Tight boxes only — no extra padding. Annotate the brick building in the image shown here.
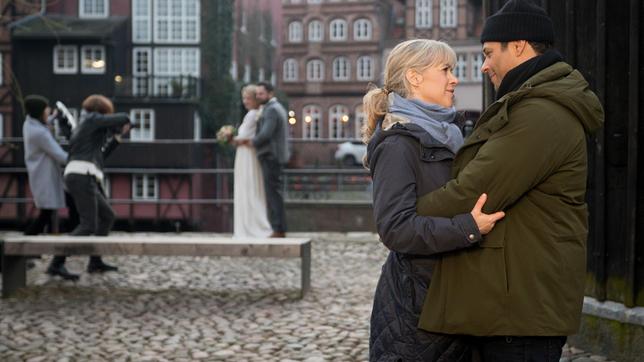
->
[278,0,484,167]
[279,0,395,167]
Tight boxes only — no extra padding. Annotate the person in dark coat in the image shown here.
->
[47,95,132,276]
[363,39,505,361]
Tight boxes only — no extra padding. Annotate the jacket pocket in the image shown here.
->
[479,220,506,248]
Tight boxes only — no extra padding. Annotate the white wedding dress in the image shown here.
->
[233,109,273,238]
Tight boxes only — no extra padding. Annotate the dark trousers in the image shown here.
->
[259,156,287,233]
[24,209,56,235]
[478,336,566,362]
[51,174,114,268]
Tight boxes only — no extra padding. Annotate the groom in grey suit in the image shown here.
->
[249,82,290,237]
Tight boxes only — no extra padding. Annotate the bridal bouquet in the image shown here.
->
[216,125,236,145]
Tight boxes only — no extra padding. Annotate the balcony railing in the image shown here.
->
[114,75,201,99]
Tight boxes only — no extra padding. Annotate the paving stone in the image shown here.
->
[0,232,616,361]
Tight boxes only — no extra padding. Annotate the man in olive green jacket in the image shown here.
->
[416,0,604,360]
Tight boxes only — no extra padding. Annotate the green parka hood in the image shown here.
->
[506,61,604,134]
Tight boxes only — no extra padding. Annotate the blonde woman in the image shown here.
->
[232,85,273,238]
[365,39,505,361]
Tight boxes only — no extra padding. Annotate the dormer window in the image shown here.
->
[79,0,109,18]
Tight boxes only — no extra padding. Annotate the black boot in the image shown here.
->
[87,256,118,273]
[46,261,80,281]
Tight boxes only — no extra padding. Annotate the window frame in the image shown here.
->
[440,0,457,28]
[302,105,322,140]
[472,53,484,81]
[353,18,372,41]
[80,45,106,75]
[328,104,350,140]
[132,174,159,201]
[132,0,152,43]
[153,0,201,44]
[308,20,324,42]
[306,59,324,82]
[329,19,348,42]
[332,57,350,81]
[79,0,109,19]
[356,56,374,81]
[354,105,365,141]
[53,45,78,75]
[415,0,433,28]
[288,21,303,43]
[129,108,155,141]
[283,58,298,82]
[455,53,468,82]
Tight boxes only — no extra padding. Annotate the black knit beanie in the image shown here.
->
[480,0,554,44]
[24,95,50,119]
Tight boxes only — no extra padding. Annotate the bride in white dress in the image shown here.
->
[233,85,273,238]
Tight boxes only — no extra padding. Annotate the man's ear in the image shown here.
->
[512,40,529,57]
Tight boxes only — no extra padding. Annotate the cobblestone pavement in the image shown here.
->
[0,232,616,361]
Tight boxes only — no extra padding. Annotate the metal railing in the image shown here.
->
[0,167,372,206]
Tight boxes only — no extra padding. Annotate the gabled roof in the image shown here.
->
[12,15,127,40]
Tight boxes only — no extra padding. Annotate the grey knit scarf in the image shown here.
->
[388,92,463,154]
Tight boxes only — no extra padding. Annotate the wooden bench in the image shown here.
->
[0,235,311,299]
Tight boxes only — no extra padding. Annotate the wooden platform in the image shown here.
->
[0,235,311,298]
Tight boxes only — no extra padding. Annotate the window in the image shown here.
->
[0,54,3,85]
[356,56,374,81]
[243,63,251,83]
[302,105,321,139]
[194,111,201,140]
[329,105,349,139]
[132,0,152,43]
[258,68,265,82]
[353,19,372,41]
[80,46,106,74]
[0,114,3,141]
[283,58,298,82]
[130,109,155,140]
[355,105,365,140]
[132,174,158,200]
[79,0,108,18]
[455,53,467,82]
[153,47,200,95]
[307,0,321,3]
[308,20,323,42]
[154,0,200,43]
[53,45,78,74]
[472,53,484,81]
[288,21,303,42]
[329,19,347,41]
[416,0,432,28]
[332,57,350,81]
[440,0,457,28]
[133,48,151,96]
[306,59,324,81]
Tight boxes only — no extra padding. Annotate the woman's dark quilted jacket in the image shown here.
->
[367,119,479,362]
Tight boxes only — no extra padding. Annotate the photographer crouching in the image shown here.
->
[48,94,133,276]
